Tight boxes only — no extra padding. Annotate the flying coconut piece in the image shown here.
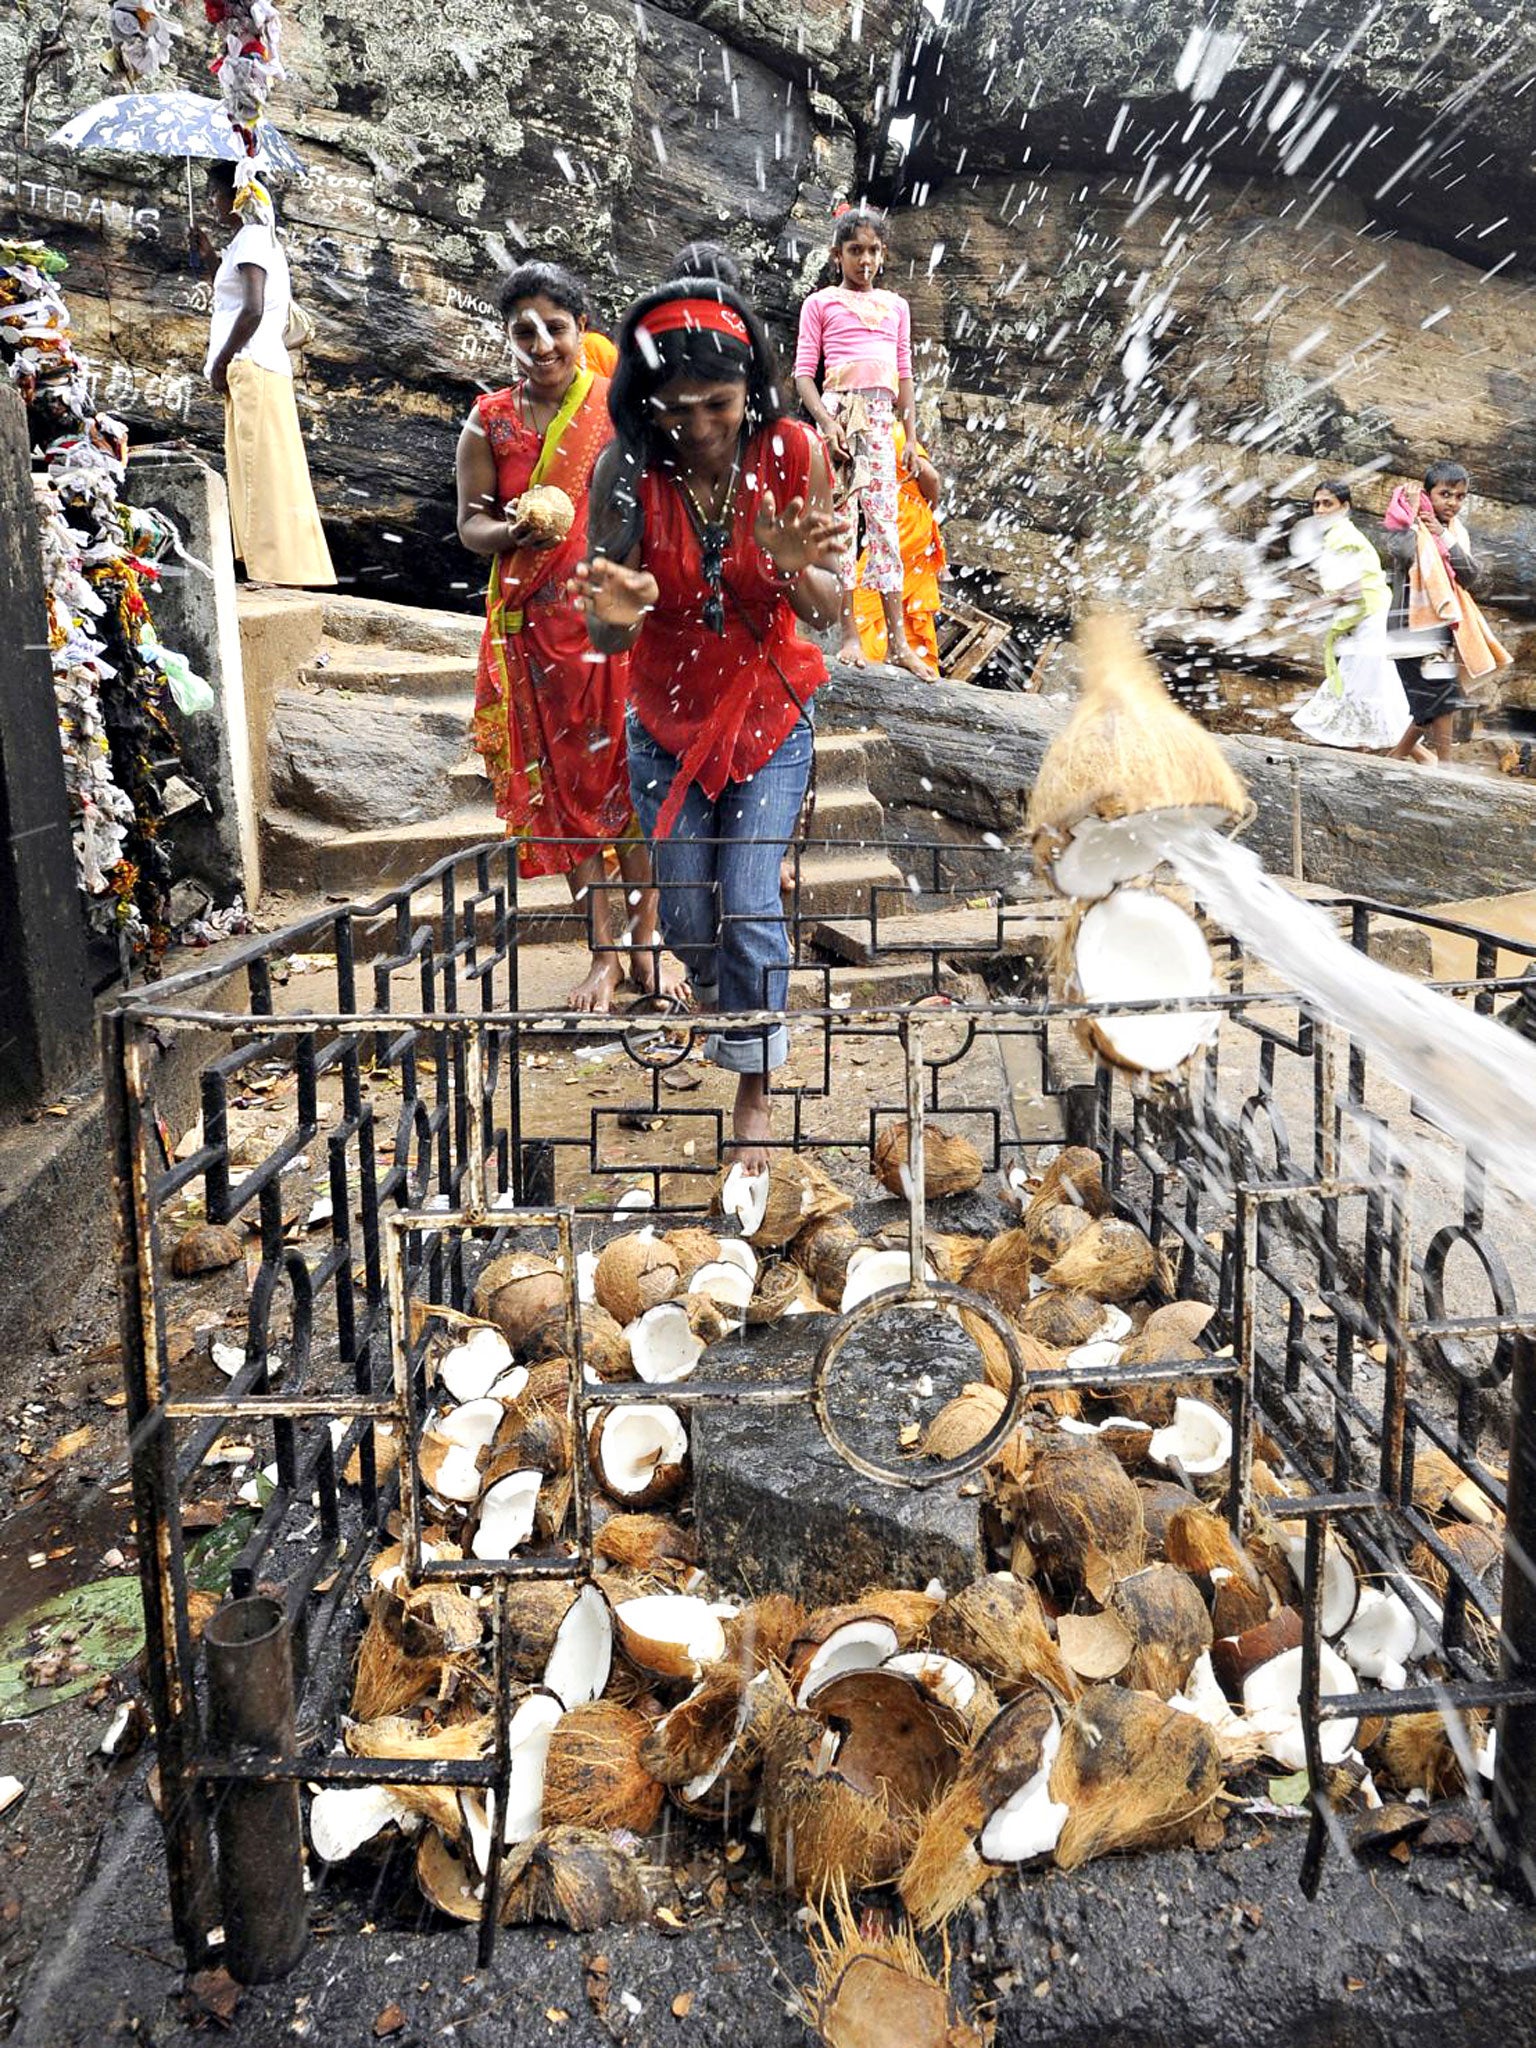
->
[625,1300,705,1384]
[1148,1396,1232,1478]
[543,1580,614,1708]
[1241,1642,1359,1771]
[1065,886,1221,1075]
[471,1469,543,1559]
[615,1592,726,1680]
[310,1782,420,1863]
[1027,610,1248,900]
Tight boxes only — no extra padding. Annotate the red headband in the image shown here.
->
[637,298,750,347]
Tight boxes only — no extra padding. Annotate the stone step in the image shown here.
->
[301,643,477,698]
[319,592,483,659]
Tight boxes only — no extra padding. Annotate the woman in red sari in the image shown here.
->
[456,262,683,1010]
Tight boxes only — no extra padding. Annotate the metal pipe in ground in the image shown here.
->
[203,1596,308,1982]
[1497,1333,1536,1895]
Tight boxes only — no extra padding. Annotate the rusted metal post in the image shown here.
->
[1495,1333,1536,1895]
[204,1596,308,1982]
[903,1018,929,1293]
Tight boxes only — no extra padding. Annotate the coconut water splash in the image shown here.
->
[1156,816,1536,1215]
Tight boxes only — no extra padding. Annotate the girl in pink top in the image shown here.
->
[794,205,932,676]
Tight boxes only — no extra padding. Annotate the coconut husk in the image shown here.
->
[924,1574,1077,1704]
[641,1663,751,1788]
[351,1599,474,1722]
[471,1251,568,1352]
[541,1701,664,1834]
[1026,1202,1095,1268]
[1024,1148,1109,1226]
[1164,1505,1270,1634]
[498,1826,648,1929]
[593,1233,682,1325]
[170,1221,243,1277]
[526,1303,630,1382]
[803,1669,967,1810]
[847,1589,943,1645]
[662,1226,723,1281]
[789,1215,863,1307]
[720,1593,806,1673]
[1049,1682,1222,1869]
[899,1688,1061,1928]
[1371,1711,1480,1801]
[399,1584,485,1660]
[676,1292,734,1346]
[1409,1524,1502,1661]
[1021,1289,1108,1350]
[496,1582,586,1684]
[956,1306,1051,1404]
[745,1259,819,1324]
[964,1228,1036,1312]
[342,1422,402,1490]
[1109,1564,1214,1698]
[1026,611,1248,856]
[921,1384,1031,1481]
[810,1878,987,2048]
[873,1120,985,1200]
[1119,1299,1215,1368]
[1136,1479,1199,1557]
[415,1827,483,1922]
[1044,1218,1162,1305]
[760,1708,908,1895]
[1023,1438,1145,1603]
[1090,1419,1154,1473]
[886,1230,989,1283]
[345,1711,491,1838]
[591,1512,698,1576]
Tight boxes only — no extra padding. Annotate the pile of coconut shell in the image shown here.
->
[307,1139,1503,1953]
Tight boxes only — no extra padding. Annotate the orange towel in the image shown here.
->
[1405,523,1511,679]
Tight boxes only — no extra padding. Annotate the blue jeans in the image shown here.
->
[628,711,813,1074]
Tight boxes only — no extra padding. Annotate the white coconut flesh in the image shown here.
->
[439,1327,515,1403]
[1097,1305,1134,1342]
[420,1436,484,1506]
[576,1249,601,1306]
[626,1302,705,1384]
[1064,1338,1125,1376]
[978,1720,1068,1864]
[594,1403,689,1496]
[1072,889,1219,1073]
[310,1783,419,1863]
[544,1583,614,1709]
[796,1619,900,1707]
[615,1186,654,1211]
[713,1238,759,1282]
[720,1163,770,1238]
[616,1593,727,1676]
[485,1691,564,1853]
[676,1683,754,1805]
[487,1366,530,1402]
[1241,1643,1358,1771]
[839,1247,933,1312]
[688,1261,755,1312]
[883,1651,978,1715]
[1148,1397,1232,1478]
[1170,1651,1247,1738]
[1278,1529,1359,1637]
[437,1399,506,1455]
[1340,1587,1418,1691]
[471,1469,542,1560]
[1051,811,1187,901]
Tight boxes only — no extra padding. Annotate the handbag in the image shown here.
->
[283,299,317,353]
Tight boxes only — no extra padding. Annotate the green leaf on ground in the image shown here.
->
[0,1512,255,1720]
[1267,1769,1312,1806]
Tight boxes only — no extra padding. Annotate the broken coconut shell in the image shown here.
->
[924,1573,1076,1704]
[1021,1288,1109,1350]
[1024,1147,1110,1226]
[1044,1217,1161,1305]
[920,1383,1031,1479]
[593,1232,682,1326]
[1164,1504,1271,1636]
[498,1826,647,1930]
[525,1303,630,1381]
[789,1215,863,1308]
[169,1221,243,1277]
[1371,1710,1480,1801]
[587,1402,689,1508]
[541,1700,664,1834]
[1049,1682,1222,1869]
[810,1883,987,2048]
[415,1826,482,1922]
[1027,1202,1095,1267]
[661,1225,723,1281]
[1209,1607,1303,1697]
[718,1154,853,1250]
[873,1119,985,1200]
[964,1227,1037,1312]
[471,1251,568,1352]
[900,1688,1066,1926]
[1109,1563,1214,1699]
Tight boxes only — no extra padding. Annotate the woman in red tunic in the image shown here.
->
[456,262,683,1010]
[574,278,845,1168]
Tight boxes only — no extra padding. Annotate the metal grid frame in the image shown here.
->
[104,834,1536,1965]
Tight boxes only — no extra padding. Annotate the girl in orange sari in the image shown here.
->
[456,262,683,1009]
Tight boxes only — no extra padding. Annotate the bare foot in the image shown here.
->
[1412,741,1436,765]
[889,639,937,679]
[567,951,623,1013]
[779,857,796,895]
[724,1075,772,1177]
[838,635,869,668]
[629,941,691,1006]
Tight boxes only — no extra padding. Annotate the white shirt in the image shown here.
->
[205,223,293,380]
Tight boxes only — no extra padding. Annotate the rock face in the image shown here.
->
[2,0,1534,679]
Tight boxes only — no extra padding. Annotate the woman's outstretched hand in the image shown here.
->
[569,558,659,629]
[755,491,846,578]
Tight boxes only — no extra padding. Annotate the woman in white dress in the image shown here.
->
[1290,481,1411,752]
